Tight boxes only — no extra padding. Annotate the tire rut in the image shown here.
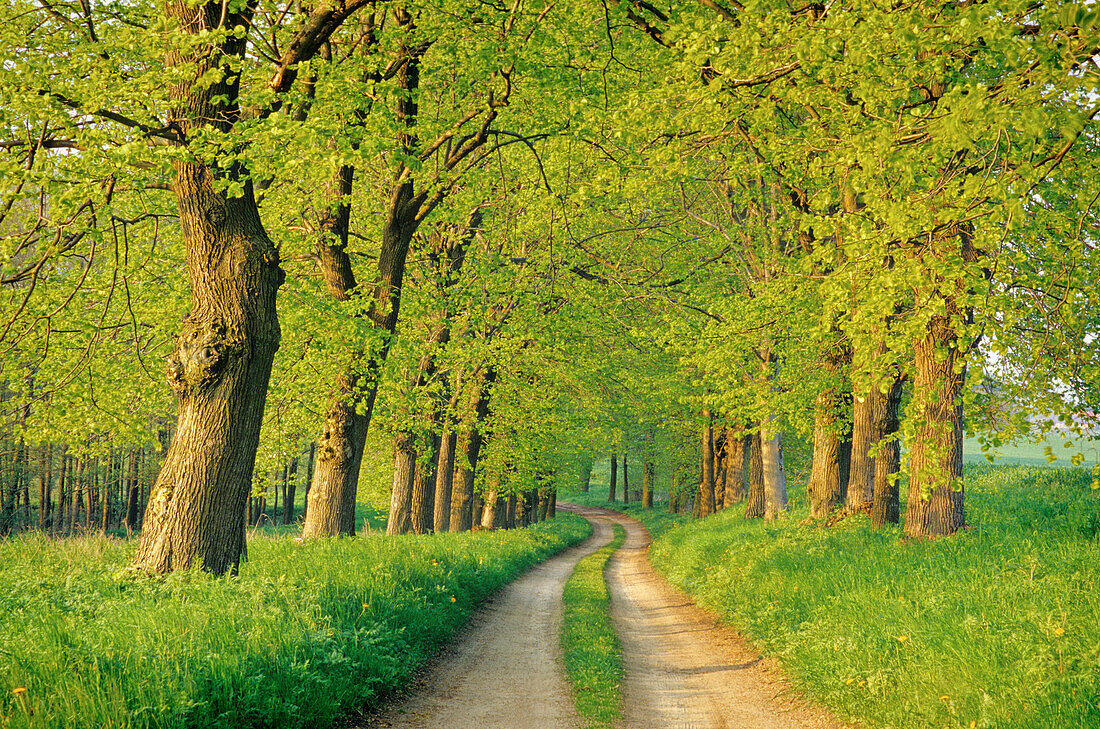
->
[359,517,613,729]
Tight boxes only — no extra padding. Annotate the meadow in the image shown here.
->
[565,463,1100,729]
[0,514,589,729]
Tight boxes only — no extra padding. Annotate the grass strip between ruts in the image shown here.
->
[561,521,627,729]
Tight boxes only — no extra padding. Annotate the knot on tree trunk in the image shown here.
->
[166,317,243,396]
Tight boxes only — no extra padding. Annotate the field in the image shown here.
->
[0,515,589,729]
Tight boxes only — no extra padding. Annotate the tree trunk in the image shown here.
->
[698,414,716,517]
[872,374,905,527]
[125,448,140,532]
[762,421,787,521]
[622,454,631,504]
[451,368,496,532]
[388,431,417,535]
[847,388,879,509]
[808,390,845,519]
[608,453,617,502]
[411,433,439,534]
[668,470,680,514]
[301,441,316,521]
[744,431,766,519]
[723,431,746,506]
[579,455,593,492]
[38,444,51,530]
[905,312,966,536]
[433,431,457,532]
[283,456,298,525]
[480,480,499,529]
[132,1,283,575]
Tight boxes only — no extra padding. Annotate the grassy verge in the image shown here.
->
[0,515,590,729]
[597,465,1099,729]
[561,522,627,729]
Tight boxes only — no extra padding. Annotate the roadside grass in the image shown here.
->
[561,522,627,729]
[614,464,1100,729]
[0,515,590,729]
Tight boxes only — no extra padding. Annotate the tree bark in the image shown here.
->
[846,388,879,509]
[723,430,746,506]
[872,374,905,527]
[433,431,457,532]
[450,367,496,532]
[744,430,766,519]
[621,453,630,503]
[387,431,417,535]
[905,312,966,536]
[283,457,298,525]
[132,0,284,575]
[410,433,439,534]
[761,420,787,521]
[608,453,617,502]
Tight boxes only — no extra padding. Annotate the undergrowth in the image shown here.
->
[561,522,626,729]
[616,465,1100,729]
[0,515,589,729]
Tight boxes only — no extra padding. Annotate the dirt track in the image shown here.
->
[361,505,850,729]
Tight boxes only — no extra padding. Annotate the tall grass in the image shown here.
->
[0,516,590,729]
[631,465,1100,729]
[561,523,626,729]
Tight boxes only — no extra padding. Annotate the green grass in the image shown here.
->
[0,515,590,729]
[561,523,627,729]
[615,464,1100,729]
[964,432,1100,467]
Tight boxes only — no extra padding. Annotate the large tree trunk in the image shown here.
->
[698,413,716,517]
[872,374,905,527]
[132,0,291,574]
[723,430,746,506]
[387,431,417,535]
[744,430,766,519]
[133,167,281,573]
[433,430,457,532]
[761,419,787,521]
[905,311,966,536]
[846,388,879,509]
[808,338,851,518]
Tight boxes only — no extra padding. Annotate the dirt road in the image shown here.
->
[593,504,849,729]
[360,516,613,729]
[362,505,849,729]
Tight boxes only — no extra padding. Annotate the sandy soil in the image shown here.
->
[360,505,852,729]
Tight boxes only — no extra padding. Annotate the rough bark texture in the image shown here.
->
[723,432,747,506]
[388,431,417,536]
[846,389,878,509]
[132,0,283,574]
[761,422,787,521]
[744,431,766,519]
[433,431,457,532]
[872,374,904,527]
[411,434,439,534]
[906,312,966,536]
